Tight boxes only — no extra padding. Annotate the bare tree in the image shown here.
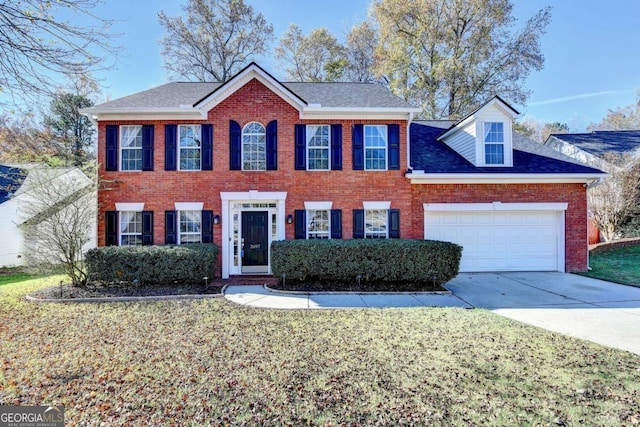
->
[0,0,117,106]
[588,91,640,131]
[158,0,274,82]
[344,22,379,83]
[0,113,58,164]
[588,154,640,241]
[276,24,347,82]
[16,166,97,287]
[372,0,551,119]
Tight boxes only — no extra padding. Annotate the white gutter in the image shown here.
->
[406,172,608,184]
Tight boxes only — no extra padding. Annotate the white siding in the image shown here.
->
[442,121,476,164]
[0,199,26,267]
[474,104,513,166]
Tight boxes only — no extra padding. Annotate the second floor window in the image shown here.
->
[364,125,387,170]
[242,122,266,171]
[120,125,143,171]
[307,125,330,170]
[179,125,202,170]
[484,122,505,165]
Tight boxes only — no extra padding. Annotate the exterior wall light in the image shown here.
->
[213,215,220,225]
[287,214,293,224]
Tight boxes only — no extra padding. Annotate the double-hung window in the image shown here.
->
[120,125,143,171]
[365,209,388,239]
[364,125,387,170]
[179,124,202,170]
[307,209,330,239]
[179,210,202,244]
[120,211,143,245]
[242,122,266,171]
[307,125,330,170]
[484,122,505,165]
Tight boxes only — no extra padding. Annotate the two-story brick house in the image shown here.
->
[82,63,605,278]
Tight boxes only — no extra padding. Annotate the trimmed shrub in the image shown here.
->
[271,239,461,289]
[85,244,219,286]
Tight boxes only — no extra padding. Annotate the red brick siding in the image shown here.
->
[97,79,411,262]
[410,183,589,272]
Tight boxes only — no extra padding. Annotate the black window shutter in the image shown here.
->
[388,209,400,238]
[105,125,118,171]
[352,124,364,170]
[353,209,365,239]
[164,124,177,171]
[142,125,154,171]
[165,211,177,244]
[330,209,342,239]
[294,209,306,239]
[202,210,213,243]
[229,120,242,170]
[294,124,306,170]
[266,120,278,170]
[388,124,400,170]
[331,124,342,170]
[202,124,213,171]
[105,211,118,246]
[141,211,153,245]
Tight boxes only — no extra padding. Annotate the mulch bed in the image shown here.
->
[29,283,223,300]
[270,280,448,293]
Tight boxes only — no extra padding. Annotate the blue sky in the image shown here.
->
[82,1,640,130]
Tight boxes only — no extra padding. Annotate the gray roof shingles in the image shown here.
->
[549,130,640,158]
[91,81,414,110]
[410,123,604,174]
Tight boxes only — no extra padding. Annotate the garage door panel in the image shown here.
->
[425,210,560,272]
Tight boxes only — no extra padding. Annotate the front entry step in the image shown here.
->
[219,275,280,287]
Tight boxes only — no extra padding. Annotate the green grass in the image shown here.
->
[1,276,639,426]
[0,268,43,286]
[581,242,640,287]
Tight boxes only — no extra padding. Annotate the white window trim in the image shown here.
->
[174,202,204,211]
[178,124,202,171]
[363,201,391,210]
[304,201,333,210]
[306,124,330,171]
[242,121,267,171]
[364,124,388,171]
[119,125,143,171]
[116,202,144,212]
[178,210,202,245]
[364,209,389,239]
[306,209,331,240]
[119,210,143,246]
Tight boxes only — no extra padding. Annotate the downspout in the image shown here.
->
[406,112,415,171]
[584,177,604,271]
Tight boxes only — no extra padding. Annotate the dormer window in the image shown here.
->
[484,122,504,165]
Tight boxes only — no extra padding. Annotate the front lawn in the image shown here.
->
[1,277,639,425]
[582,241,640,287]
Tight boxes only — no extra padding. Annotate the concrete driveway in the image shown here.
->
[448,272,640,355]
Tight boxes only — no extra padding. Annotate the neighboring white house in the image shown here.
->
[0,164,97,267]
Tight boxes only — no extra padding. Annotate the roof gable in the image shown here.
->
[546,130,640,159]
[194,62,308,112]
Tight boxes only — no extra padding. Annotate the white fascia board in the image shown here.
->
[197,68,307,112]
[423,202,568,212]
[82,108,208,121]
[406,172,608,184]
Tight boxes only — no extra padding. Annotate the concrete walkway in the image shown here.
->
[224,272,640,355]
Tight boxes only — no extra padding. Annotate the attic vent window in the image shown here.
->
[484,122,505,165]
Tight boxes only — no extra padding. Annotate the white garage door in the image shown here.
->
[424,208,563,272]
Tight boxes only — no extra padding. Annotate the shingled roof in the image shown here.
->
[89,81,413,111]
[546,130,640,158]
[0,165,27,204]
[410,122,604,175]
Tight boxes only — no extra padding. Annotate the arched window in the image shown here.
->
[242,122,266,170]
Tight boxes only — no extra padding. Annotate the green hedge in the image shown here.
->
[271,239,461,288]
[85,244,219,286]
